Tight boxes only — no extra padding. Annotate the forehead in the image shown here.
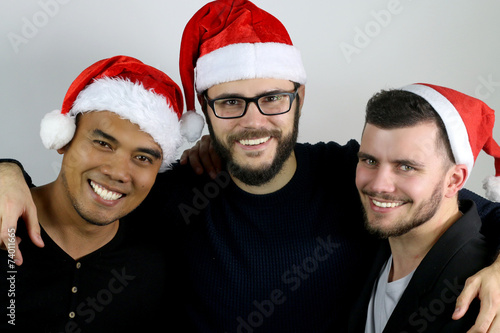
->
[76,111,160,147]
[360,123,441,162]
[207,78,295,96]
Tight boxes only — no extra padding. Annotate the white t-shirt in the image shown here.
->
[364,255,415,333]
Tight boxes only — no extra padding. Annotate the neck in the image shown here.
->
[388,200,462,282]
[31,182,119,260]
[232,151,297,195]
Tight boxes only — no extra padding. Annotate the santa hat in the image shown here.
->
[402,83,500,201]
[40,55,201,172]
[179,0,307,113]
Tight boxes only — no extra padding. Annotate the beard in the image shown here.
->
[361,180,444,239]
[206,105,299,187]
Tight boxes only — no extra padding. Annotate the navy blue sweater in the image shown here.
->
[137,141,384,332]
[137,141,500,332]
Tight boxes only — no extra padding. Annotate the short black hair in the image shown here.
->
[365,89,455,164]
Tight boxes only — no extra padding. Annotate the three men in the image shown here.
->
[2,1,500,331]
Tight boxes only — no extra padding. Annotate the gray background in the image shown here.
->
[1,0,499,196]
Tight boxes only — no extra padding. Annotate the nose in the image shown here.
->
[100,153,132,183]
[240,101,267,128]
[368,167,396,194]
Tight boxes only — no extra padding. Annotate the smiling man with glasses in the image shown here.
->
[202,80,303,189]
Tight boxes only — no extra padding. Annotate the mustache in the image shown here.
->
[228,128,282,142]
[361,190,412,203]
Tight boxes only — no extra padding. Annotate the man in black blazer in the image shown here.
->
[349,83,499,332]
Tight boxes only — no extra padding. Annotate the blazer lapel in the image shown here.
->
[348,242,391,332]
[383,201,481,332]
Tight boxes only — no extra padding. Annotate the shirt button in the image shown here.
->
[69,312,75,319]
[76,262,82,269]
[71,286,78,293]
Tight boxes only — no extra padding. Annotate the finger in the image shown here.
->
[0,223,7,250]
[23,202,43,248]
[2,228,22,266]
[179,149,189,165]
[14,236,23,266]
[454,276,481,320]
[189,142,205,175]
[208,141,223,176]
[486,313,500,333]
[198,141,217,178]
[198,136,217,178]
[465,290,498,332]
[466,309,495,333]
[180,145,196,166]
[0,215,16,253]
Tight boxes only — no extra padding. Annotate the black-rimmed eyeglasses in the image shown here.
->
[204,89,298,119]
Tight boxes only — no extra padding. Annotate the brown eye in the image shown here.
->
[135,155,153,164]
[94,140,112,149]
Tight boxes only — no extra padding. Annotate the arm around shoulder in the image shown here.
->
[0,159,43,265]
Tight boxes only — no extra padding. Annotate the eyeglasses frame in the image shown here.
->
[203,88,299,119]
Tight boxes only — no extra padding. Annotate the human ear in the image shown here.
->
[56,143,70,155]
[444,164,468,198]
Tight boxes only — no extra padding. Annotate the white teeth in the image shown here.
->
[239,137,271,146]
[372,199,404,208]
[90,181,123,201]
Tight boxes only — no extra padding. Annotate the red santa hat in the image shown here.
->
[402,83,500,201]
[179,0,307,113]
[40,55,201,172]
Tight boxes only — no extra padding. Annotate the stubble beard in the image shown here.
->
[61,170,122,227]
[361,180,444,239]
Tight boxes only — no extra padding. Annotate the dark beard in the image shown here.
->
[206,106,299,187]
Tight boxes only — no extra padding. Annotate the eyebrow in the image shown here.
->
[137,148,162,161]
[92,129,118,144]
[92,129,162,160]
[209,89,292,100]
[357,151,375,160]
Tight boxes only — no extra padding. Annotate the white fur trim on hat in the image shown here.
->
[40,109,76,150]
[401,84,475,184]
[180,110,204,142]
[41,77,183,172]
[73,77,182,172]
[483,176,500,202]
[195,42,307,93]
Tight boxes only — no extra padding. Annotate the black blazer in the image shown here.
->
[348,201,492,333]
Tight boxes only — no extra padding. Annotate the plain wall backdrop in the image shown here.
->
[1,0,499,196]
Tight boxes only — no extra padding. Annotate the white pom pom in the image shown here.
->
[482,175,500,202]
[180,110,205,142]
[40,110,76,149]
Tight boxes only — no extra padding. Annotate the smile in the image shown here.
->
[371,199,405,208]
[90,180,123,201]
[238,137,271,146]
